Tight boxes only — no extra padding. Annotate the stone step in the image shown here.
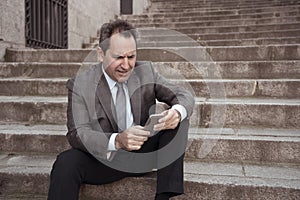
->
[5,44,300,62]
[150,2,300,13]
[150,1,297,10]
[137,22,300,35]
[149,0,298,7]
[86,36,300,48]
[0,96,299,128]
[154,61,300,79]
[195,98,300,129]
[94,29,300,43]
[1,77,299,99]
[179,79,300,99]
[0,124,69,154]
[133,16,300,29]
[151,0,294,3]
[138,36,300,47]
[136,45,300,62]
[0,154,299,199]
[0,78,67,96]
[0,96,67,125]
[1,61,299,79]
[125,10,299,24]
[0,124,299,164]
[123,4,300,20]
[0,62,82,78]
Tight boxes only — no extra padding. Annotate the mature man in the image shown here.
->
[48,20,194,200]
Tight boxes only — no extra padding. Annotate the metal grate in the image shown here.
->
[25,0,68,49]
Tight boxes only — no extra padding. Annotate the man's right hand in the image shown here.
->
[115,126,150,151]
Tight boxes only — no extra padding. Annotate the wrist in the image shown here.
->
[174,109,181,121]
[115,134,121,149]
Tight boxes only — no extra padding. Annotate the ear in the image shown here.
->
[97,47,104,62]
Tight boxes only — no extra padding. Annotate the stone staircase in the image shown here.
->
[1,0,300,199]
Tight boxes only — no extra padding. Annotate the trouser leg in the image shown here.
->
[136,119,189,196]
[156,119,189,196]
[47,148,129,200]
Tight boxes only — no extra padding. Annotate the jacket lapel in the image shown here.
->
[95,66,118,131]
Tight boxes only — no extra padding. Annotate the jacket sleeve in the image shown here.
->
[150,62,195,118]
[66,78,111,161]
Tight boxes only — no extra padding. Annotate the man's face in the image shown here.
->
[101,33,137,83]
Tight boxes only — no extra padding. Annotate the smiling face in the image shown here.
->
[99,33,137,83]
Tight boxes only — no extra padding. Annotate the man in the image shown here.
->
[48,20,194,200]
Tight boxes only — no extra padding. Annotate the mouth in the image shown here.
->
[117,69,130,76]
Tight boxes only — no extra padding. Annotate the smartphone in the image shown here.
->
[143,113,165,136]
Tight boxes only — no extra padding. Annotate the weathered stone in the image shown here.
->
[1,61,299,79]
[0,96,67,124]
[186,128,300,164]
[0,155,299,200]
[1,125,299,164]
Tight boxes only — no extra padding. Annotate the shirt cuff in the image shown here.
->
[107,133,118,160]
[108,133,118,151]
[171,104,187,121]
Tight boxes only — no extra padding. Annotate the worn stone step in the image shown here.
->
[86,36,300,48]
[0,124,69,154]
[153,61,300,79]
[5,44,300,62]
[149,0,298,8]
[0,62,82,78]
[1,61,299,79]
[187,127,300,164]
[133,16,300,29]
[150,1,297,10]
[197,36,300,46]
[151,0,294,3]
[150,2,300,13]
[135,29,300,42]
[178,79,300,99]
[125,10,300,24]
[4,49,93,63]
[137,36,300,47]
[0,124,299,164]
[0,154,299,199]
[1,78,299,99]
[123,4,300,20]
[0,96,67,125]
[0,96,299,128]
[137,22,300,35]
[149,3,300,15]
[195,98,300,129]
[137,45,300,62]
[0,78,67,96]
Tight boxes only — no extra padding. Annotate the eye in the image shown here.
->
[113,55,124,59]
[128,55,136,59]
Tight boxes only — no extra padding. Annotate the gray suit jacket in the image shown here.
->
[66,61,195,160]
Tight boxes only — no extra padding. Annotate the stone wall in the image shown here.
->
[68,0,120,49]
[133,0,151,14]
[0,0,25,61]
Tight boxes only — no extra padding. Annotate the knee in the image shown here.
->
[51,149,85,179]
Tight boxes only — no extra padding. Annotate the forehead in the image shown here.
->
[109,34,136,55]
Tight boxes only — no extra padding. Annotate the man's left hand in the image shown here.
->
[153,109,181,131]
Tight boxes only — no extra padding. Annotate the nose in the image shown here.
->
[122,57,130,69]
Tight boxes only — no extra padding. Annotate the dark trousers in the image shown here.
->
[48,120,189,200]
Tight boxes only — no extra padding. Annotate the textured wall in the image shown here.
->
[68,0,120,49]
[0,0,25,61]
